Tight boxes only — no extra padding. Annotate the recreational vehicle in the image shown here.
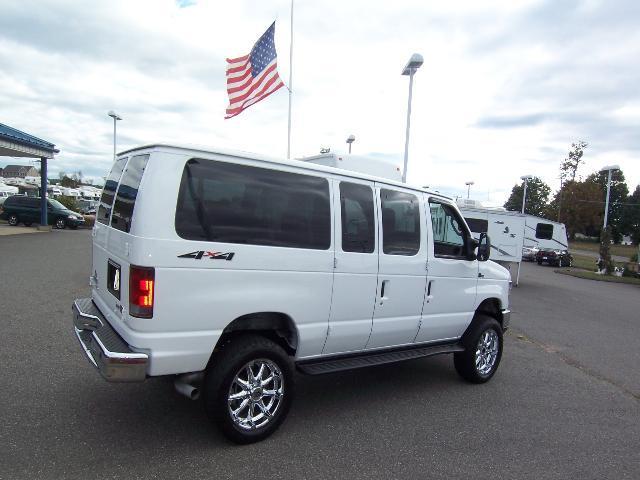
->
[523,215,569,251]
[457,199,525,285]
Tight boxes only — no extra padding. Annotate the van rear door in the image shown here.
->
[92,154,149,327]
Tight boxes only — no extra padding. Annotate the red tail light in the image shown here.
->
[129,265,154,318]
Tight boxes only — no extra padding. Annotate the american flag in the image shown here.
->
[225,22,285,119]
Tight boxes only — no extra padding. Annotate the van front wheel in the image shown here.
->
[55,218,66,229]
[454,315,503,383]
[203,334,294,444]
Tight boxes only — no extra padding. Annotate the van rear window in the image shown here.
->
[175,158,331,250]
[111,154,149,233]
[97,156,128,225]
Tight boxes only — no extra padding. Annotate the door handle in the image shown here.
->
[426,280,434,303]
[380,280,389,305]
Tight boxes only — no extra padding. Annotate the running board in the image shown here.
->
[296,342,464,375]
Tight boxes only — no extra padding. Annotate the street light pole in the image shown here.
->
[107,110,123,162]
[401,53,423,183]
[600,164,620,229]
[520,175,533,214]
[465,181,474,199]
[346,134,355,154]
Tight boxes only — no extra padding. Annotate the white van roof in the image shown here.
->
[118,143,452,201]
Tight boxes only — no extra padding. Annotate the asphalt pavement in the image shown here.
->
[1,230,638,480]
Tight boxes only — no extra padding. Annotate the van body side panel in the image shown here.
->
[92,151,334,375]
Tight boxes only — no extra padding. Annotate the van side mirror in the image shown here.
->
[477,233,491,262]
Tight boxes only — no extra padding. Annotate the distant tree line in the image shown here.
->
[504,141,640,244]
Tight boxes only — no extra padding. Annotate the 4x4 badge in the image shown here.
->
[178,250,235,261]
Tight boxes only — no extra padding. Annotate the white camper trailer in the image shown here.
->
[457,199,525,285]
[298,153,403,182]
[523,215,569,251]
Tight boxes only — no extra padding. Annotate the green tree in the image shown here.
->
[504,177,551,217]
[560,141,588,182]
[549,180,603,239]
[586,169,629,242]
[60,175,79,188]
[622,185,640,244]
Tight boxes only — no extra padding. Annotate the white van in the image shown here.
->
[72,144,511,443]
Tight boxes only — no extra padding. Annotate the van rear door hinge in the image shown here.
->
[425,261,429,272]
[333,258,338,269]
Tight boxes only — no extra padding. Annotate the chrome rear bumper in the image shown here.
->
[72,298,148,382]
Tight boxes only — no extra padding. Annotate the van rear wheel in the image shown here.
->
[8,214,19,226]
[454,315,503,383]
[203,334,294,444]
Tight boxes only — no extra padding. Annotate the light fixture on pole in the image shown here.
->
[600,164,620,229]
[346,134,356,154]
[401,53,423,183]
[107,110,123,163]
[465,181,474,199]
[520,175,534,214]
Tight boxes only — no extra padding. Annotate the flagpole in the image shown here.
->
[286,0,294,160]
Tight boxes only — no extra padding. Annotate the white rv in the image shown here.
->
[298,153,403,182]
[457,200,525,285]
[523,215,569,251]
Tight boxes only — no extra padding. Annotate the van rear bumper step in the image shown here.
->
[72,298,148,382]
[297,342,464,375]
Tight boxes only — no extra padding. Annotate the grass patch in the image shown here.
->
[555,269,640,286]
[570,253,626,271]
[569,240,636,259]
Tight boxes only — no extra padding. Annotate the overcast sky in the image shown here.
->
[1,0,639,204]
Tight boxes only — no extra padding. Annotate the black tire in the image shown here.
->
[454,315,503,384]
[537,260,542,265]
[8,214,19,226]
[55,218,66,229]
[203,334,294,444]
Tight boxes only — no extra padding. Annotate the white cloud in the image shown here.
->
[0,0,638,202]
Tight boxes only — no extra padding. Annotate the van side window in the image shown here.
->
[111,154,150,233]
[465,217,488,234]
[535,223,553,240]
[175,158,331,250]
[429,200,468,258]
[97,156,128,225]
[340,182,374,253]
[380,189,420,256]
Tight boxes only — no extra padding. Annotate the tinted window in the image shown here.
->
[97,156,128,225]
[111,154,150,233]
[536,223,553,240]
[430,201,467,258]
[465,217,488,234]
[26,197,40,208]
[175,159,331,250]
[340,182,375,253]
[380,189,420,255]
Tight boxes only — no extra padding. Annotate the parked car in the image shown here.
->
[0,196,85,229]
[72,145,511,444]
[536,248,573,267]
[522,246,539,262]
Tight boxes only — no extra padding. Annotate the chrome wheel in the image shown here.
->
[55,218,65,229]
[227,359,284,431]
[475,330,499,376]
[8,215,18,226]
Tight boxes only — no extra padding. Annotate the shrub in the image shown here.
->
[57,195,80,212]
